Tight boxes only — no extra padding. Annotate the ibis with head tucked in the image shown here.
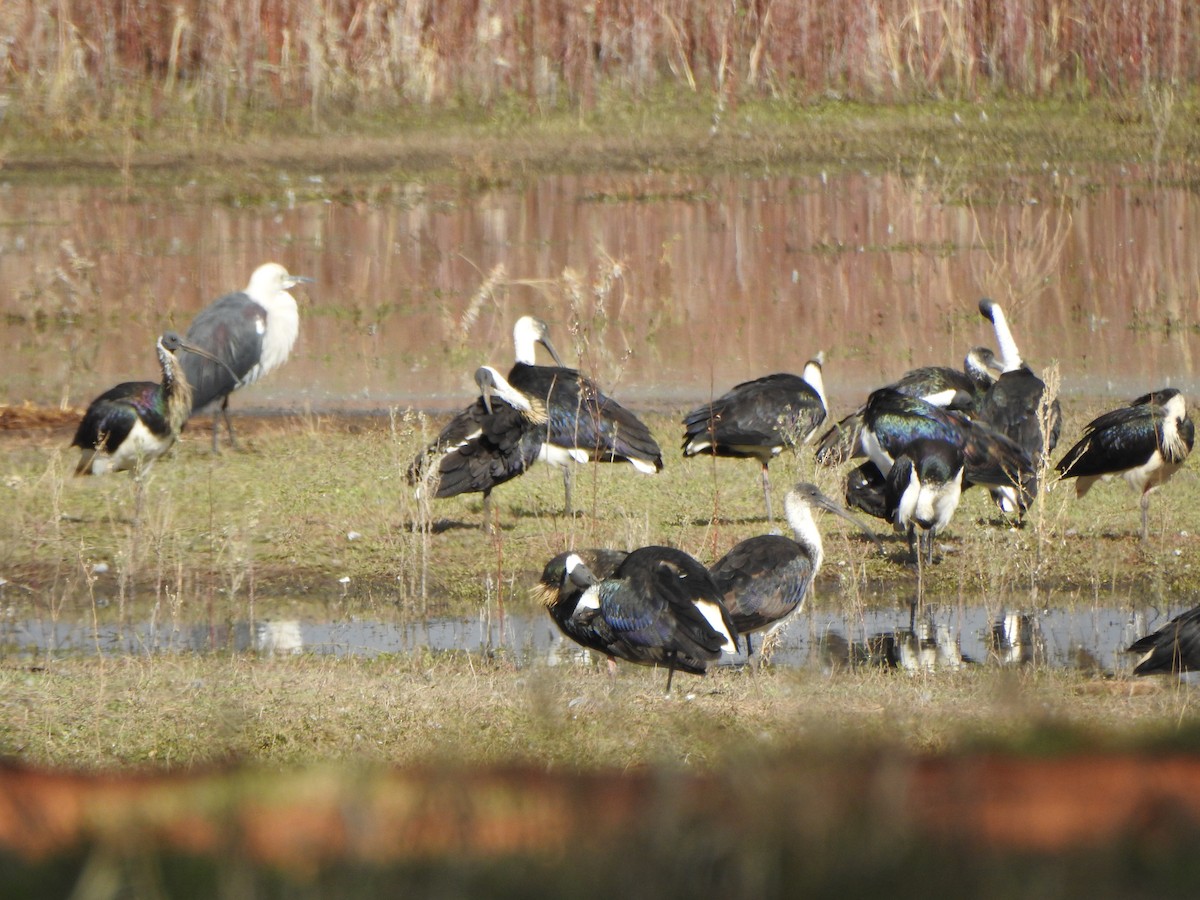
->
[1055,388,1194,540]
[408,365,545,530]
[1128,605,1200,675]
[542,545,737,693]
[535,547,630,670]
[682,355,827,523]
[506,316,663,514]
[180,262,314,451]
[710,482,881,661]
[73,331,227,476]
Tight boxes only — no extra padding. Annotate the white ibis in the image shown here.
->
[976,298,1062,514]
[72,331,227,476]
[682,355,827,523]
[1055,389,1194,540]
[180,262,313,451]
[507,315,663,514]
[709,482,880,661]
[1128,606,1200,675]
[815,346,1001,467]
[408,365,546,531]
[543,545,737,693]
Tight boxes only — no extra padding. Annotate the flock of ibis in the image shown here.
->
[69,263,1199,691]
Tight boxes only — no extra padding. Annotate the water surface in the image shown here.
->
[3,166,1199,415]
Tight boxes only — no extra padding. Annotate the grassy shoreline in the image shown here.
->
[2,404,1197,619]
[2,97,1196,191]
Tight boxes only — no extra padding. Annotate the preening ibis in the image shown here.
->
[73,331,227,476]
[534,547,629,670]
[408,365,545,530]
[542,545,737,693]
[710,482,880,661]
[976,298,1062,514]
[507,315,663,514]
[854,388,1033,562]
[682,355,827,523]
[1128,605,1200,675]
[1055,389,1194,540]
[814,346,1001,467]
[180,262,313,452]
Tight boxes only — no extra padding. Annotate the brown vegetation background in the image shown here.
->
[3,1,1198,128]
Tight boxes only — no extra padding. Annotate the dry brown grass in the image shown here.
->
[4,1,1200,139]
[2,649,1197,773]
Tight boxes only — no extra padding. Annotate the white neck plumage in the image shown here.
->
[803,353,827,413]
[987,304,1024,373]
[784,493,824,574]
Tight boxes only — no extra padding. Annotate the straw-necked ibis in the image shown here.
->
[507,316,663,514]
[1055,388,1193,540]
[542,545,737,693]
[710,482,880,661]
[409,365,545,530]
[73,331,226,476]
[682,355,827,523]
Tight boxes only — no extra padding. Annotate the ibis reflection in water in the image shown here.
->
[682,355,827,524]
[72,331,228,477]
[1055,389,1194,541]
[710,482,880,662]
[507,316,663,514]
[180,262,314,452]
[539,545,737,693]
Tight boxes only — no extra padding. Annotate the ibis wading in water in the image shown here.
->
[543,545,737,693]
[506,315,663,514]
[682,355,827,523]
[710,482,881,661]
[1128,606,1200,675]
[1055,389,1194,540]
[180,262,313,451]
[72,331,228,476]
[408,365,546,530]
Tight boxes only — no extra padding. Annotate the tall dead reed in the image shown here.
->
[5,1,1200,134]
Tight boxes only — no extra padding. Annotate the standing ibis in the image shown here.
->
[710,482,880,661]
[886,438,967,565]
[1128,606,1200,675]
[408,365,545,531]
[976,298,1062,514]
[534,547,630,669]
[506,315,663,514]
[814,346,1001,467]
[542,545,737,693]
[180,262,314,452]
[1055,389,1194,540]
[682,355,828,523]
[855,388,1033,562]
[73,331,228,476]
